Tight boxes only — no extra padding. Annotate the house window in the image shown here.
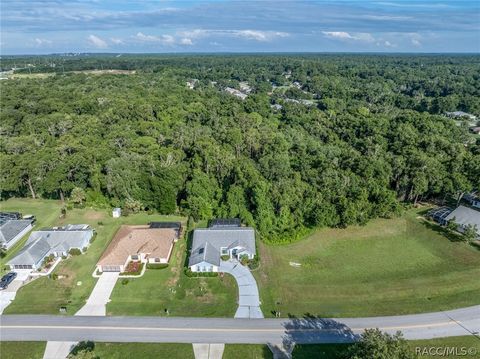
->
[131,255,139,261]
[221,247,228,255]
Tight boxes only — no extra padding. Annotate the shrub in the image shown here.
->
[184,268,218,277]
[121,278,129,285]
[147,263,169,270]
[69,248,82,256]
[220,255,230,261]
[248,256,260,270]
[69,341,95,356]
[120,261,144,276]
[51,273,59,280]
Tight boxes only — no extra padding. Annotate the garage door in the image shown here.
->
[102,265,121,272]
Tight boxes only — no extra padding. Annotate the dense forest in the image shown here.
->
[1,55,479,242]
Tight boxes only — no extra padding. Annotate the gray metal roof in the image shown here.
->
[188,227,256,266]
[445,206,480,235]
[8,225,93,266]
[0,219,32,245]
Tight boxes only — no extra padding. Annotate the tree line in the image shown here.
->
[1,55,479,242]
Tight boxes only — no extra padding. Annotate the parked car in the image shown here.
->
[0,272,17,290]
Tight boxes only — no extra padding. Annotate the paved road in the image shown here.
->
[2,305,479,344]
[219,260,263,319]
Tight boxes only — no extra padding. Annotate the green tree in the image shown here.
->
[347,329,414,359]
[70,187,86,206]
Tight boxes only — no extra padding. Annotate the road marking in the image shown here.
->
[0,320,457,332]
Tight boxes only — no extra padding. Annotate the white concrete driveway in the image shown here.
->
[76,272,119,316]
[43,272,119,359]
[219,260,263,319]
[0,270,32,314]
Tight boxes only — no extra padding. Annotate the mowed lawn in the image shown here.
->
[3,198,185,315]
[107,231,238,317]
[256,207,480,317]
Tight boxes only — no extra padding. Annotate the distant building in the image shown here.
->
[445,111,477,121]
[270,104,283,111]
[186,79,198,90]
[225,87,248,100]
[469,126,480,134]
[445,205,480,239]
[239,82,252,94]
[112,208,121,218]
[188,219,256,272]
[8,225,93,270]
[0,212,34,250]
[463,192,480,209]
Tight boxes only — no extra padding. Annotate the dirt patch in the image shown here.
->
[84,210,106,220]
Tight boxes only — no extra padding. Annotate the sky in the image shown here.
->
[1,0,479,55]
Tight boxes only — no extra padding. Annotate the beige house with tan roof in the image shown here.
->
[96,223,180,272]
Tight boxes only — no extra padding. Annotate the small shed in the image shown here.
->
[112,208,121,218]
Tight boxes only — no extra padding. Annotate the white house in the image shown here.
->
[188,219,256,272]
[445,205,480,239]
[8,224,93,270]
[0,217,33,250]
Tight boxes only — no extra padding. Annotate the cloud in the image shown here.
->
[322,31,374,42]
[180,38,193,45]
[411,38,421,47]
[135,32,175,45]
[110,37,124,45]
[34,38,52,46]
[87,34,108,48]
[178,29,288,42]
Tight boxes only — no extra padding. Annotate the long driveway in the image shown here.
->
[42,272,119,359]
[2,305,479,344]
[219,260,263,318]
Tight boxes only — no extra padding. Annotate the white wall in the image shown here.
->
[190,261,218,272]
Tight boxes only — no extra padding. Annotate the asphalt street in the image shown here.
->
[1,305,479,344]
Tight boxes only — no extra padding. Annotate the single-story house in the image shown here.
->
[463,192,480,209]
[445,111,477,121]
[96,223,178,272]
[0,212,34,250]
[469,127,480,134]
[445,205,480,239]
[8,224,93,270]
[188,219,256,273]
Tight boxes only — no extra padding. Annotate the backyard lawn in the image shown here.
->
[107,233,238,317]
[256,207,480,317]
[2,198,185,315]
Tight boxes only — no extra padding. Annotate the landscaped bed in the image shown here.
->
[256,207,480,318]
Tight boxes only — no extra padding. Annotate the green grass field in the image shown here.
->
[223,345,273,359]
[256,207,480,317]
[0,341,46,359]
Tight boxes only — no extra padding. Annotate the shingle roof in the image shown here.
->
[8,225,93,266]
[0,219,33,245]
[97,225,177,266]
[445,206,480,235]
[188,227,256,266]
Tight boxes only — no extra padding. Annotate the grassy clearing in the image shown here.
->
[291,336,480,359]
[0,341,46,359]
[223,344,273,359]
[256,207,480,317]
[94,342,194,358]
[3,198,185,315]
[107,233,238,317]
